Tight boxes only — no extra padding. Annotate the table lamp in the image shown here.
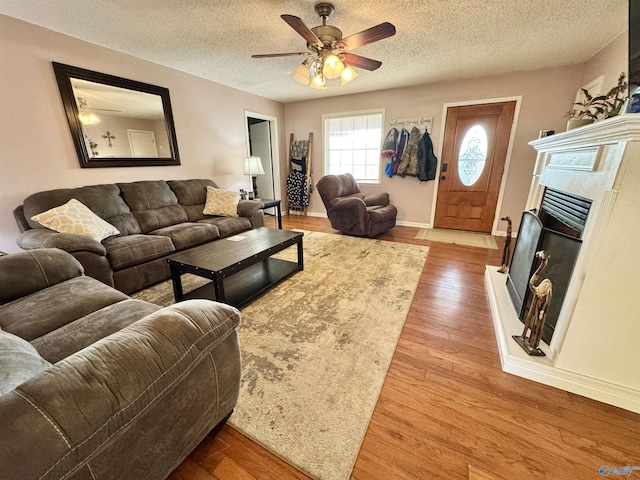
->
[244,156,265,199]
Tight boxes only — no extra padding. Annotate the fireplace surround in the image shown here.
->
[506,188,591,345]
[485,115,640,414]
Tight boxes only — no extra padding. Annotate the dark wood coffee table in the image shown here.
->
[167,227,303,307]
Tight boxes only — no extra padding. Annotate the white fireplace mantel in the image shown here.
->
[485,114,640,414]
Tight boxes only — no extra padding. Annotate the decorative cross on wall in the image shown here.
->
[102,131,116,148]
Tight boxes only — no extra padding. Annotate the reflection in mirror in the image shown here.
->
[53,62,180,168]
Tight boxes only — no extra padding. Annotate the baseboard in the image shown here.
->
[396,220,431,228]
[288,211,431,229]
[484,266,640,414]
[304,211,326,218]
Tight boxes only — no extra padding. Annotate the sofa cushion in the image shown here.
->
[198,216,252,238]
[150,222,220,251]
[0,330,52,395]
[203,186,240,217]
[118,181,189,233]
[30,198,120,242]
[23,184,141,235]
[31,299,161,363]
[104,234,175,271]
[167,179,218,222]
[0,276,129,341]
[0,249,84,305]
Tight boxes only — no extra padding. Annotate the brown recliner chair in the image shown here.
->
[316,173,397,237]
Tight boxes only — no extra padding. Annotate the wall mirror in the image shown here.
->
[53,62,181,167]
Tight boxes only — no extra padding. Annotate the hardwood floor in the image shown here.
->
[169,215,640,480]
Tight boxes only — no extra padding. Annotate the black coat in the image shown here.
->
[418,131,438,181]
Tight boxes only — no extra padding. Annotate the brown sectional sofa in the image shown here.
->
[0,248,241,479]
[13,179,264,294]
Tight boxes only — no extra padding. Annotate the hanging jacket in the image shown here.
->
[418,131,438,181]
[393,128,410,175]
[397,126,421,176]
[381,127,399,178]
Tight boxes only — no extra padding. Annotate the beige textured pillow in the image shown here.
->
[31,198,120,242]
[203,186,239,217]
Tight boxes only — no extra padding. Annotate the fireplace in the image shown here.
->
[506,188,592,344]
[484,115,640,414]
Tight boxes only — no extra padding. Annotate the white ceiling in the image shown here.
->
[0,0,628,103]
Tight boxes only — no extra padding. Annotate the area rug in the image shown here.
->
[415,227,498,249]
[133,231,429,480]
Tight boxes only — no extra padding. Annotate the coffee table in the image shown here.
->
[167,227,303,308]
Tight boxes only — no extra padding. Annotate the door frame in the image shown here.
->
[244,110,282,202]
[429,96,522,235]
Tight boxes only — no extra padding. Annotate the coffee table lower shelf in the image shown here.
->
[180,257,299,308]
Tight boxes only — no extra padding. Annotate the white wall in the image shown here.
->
[0,14,285,253]
[580,32,628,95]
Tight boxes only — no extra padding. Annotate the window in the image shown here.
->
[458,125,488,186]
[323,110,384,184]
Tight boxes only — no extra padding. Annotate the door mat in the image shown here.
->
[415,228,498,249]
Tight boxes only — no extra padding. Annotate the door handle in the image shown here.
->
[441,163,448,172]
[440,175,446,180]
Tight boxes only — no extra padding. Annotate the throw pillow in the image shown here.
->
[203,186,239,217]
[31,198,120,242]
[0,330,52,395]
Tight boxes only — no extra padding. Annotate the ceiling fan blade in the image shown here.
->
[252,52,309,58]
[281,14,324,49]
[341,22,396,50]
[341,53,382,71]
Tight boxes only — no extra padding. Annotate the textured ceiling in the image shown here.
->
[0,0,628,103]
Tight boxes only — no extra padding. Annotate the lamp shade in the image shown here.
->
[310,72,327,89]
[292,62,311,85]
[322,53,345,79]
[244,156,265,175]
[340,65,359,85]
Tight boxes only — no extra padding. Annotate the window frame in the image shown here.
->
[322,108,385,185]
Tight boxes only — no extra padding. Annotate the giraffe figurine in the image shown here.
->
[512,250,552,356]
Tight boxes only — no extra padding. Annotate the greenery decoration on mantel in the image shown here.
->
[566,72,628,121]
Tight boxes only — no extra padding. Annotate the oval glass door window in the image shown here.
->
[458,125,488,186]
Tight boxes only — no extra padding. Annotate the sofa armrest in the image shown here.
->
[328,197,367,234]
[0,249,84,305]
[363,192,390,207]
[237,200,265,228]
[17,229,107,256]
[0,300,241,480]
[330,197,367,212]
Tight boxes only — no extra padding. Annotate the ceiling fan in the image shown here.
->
[76,97,121,125]
[252,2,396,89]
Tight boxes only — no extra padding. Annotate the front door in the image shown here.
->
[434,101,516,232]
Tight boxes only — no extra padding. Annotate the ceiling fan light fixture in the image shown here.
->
[322,53,344,79]
[78,111,100,124]
[291,61,311,85]
[253,3,395,90]
[340,65,358,85]
[76,96,101,124]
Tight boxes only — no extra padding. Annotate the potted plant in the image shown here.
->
[565,72,628,130]
[602,72,628,118]
[565,90,606,130]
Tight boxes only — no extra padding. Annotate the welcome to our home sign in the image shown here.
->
[388,116,433,134]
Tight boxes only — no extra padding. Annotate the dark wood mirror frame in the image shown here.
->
[53,62,181,168]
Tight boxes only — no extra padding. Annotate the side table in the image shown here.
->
[258,199,282,229]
